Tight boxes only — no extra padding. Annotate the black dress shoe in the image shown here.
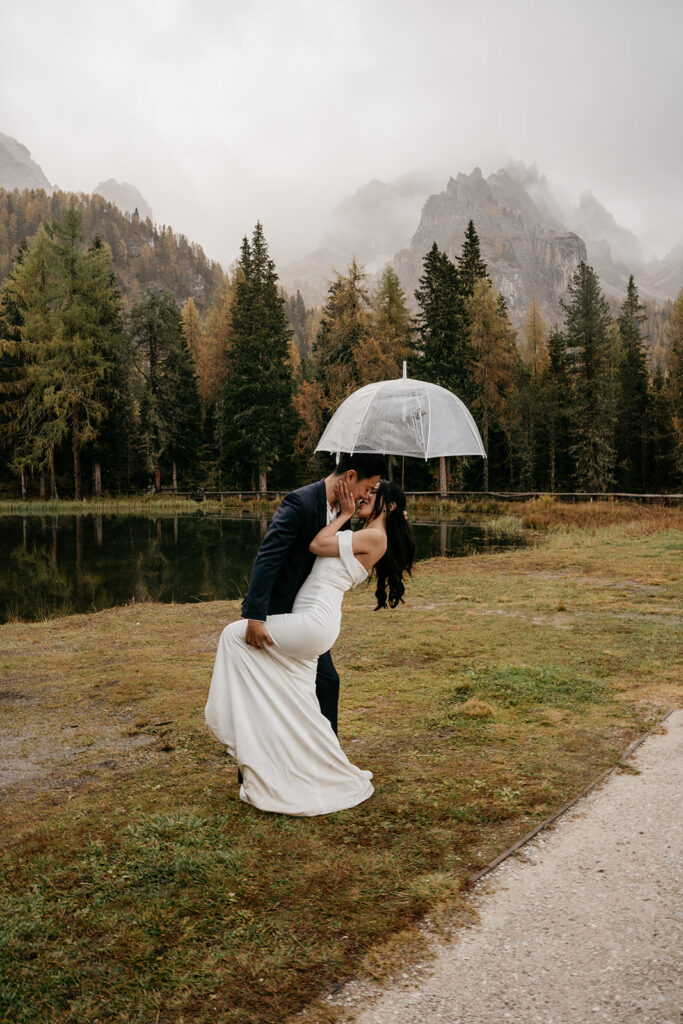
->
[237,768,243,785]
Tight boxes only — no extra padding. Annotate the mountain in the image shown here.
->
[0,188,223,312]
[283,162,683,324]
[93,179,153,221]
[566,190,644,299]
[0,133,52,193]
[280,172,438,306]
[393,166,587,325]
[641,247,683,303]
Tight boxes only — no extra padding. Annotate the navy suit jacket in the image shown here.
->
[241,479,350,621]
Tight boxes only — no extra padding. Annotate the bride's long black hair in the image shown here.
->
[366,480,416,610]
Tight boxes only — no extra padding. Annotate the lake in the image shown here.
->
[0,513,525,623]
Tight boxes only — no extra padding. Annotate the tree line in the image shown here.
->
[1,206,682,498]
[0,187,223,311]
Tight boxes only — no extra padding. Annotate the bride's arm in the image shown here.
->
[309,482,386,564]
[308,480,355,554]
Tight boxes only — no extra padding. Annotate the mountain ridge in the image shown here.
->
[281,162,683,323]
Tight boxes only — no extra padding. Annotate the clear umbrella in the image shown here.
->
[315,364,486,459]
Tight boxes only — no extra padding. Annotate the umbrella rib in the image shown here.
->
[425,386,432,459]
[351,381,383,454]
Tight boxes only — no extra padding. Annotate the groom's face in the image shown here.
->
[345,471,381,502]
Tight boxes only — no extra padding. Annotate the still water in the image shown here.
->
[0,514,525,623]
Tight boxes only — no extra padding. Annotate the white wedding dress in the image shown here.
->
[205,530,374,816]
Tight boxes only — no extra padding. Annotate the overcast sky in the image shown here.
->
[1,0,681,267]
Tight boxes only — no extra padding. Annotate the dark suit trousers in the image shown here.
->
[316,650,340,736]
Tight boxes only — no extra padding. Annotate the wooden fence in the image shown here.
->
[156,488,683,506]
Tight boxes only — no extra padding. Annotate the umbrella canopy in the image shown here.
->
[315,368,487,460]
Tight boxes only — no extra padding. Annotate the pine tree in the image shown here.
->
[130,290,197,491]
[198,277,233,410]
[0,243,35,496]
[414,242,474,399]
[46,209,120,498]
[1,209,121,498]
[0,229,62,495]
[511,301,550,490]
[468,278,518,490]
[371,265,413,376]
[312,258,374,412]
[649,368,677,491]
[413,242,478,492]
[181,298,204,372]
[86,236,134,496]
[520,300,549,380]
[457,219,489,298]
[615,275,650,491]
[666,288,683,482]
[221,223,295,491]
[562,261,617,491]
[161,329,202,490]
[286,289,315,359]
[541,329,574,492]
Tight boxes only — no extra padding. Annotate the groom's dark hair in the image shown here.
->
[332,453,387,480]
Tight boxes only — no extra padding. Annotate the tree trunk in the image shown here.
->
[39,474,46,499]
[94,461,102,498]
[172,460,178,493]
[439,456,447,497]
[20,466,26,500]
[482,417,490,492]
[72,407,81,500]
[50,449,57,500]
[259,466,267,494]
[549,431,556,492]
[155,459,161,493]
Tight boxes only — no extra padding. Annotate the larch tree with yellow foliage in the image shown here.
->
[468,278,518,491]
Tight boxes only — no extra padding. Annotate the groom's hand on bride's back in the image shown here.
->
[246,620,273,648]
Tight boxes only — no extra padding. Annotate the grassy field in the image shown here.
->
[0,504,681,1023]
[0,495,281,518]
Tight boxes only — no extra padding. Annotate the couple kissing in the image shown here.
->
[205,454,415,816]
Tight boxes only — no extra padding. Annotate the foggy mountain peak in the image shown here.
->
[92,179,153,222]
[0,132,53,193]
[281,160,682,322]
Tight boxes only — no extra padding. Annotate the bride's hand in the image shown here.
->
[334,480,357,517]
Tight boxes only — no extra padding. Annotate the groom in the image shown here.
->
[241,452,386,734]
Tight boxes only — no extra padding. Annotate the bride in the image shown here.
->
[205,479,415,816]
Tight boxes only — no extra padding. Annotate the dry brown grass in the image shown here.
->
[0,519,680,1023]
[517,497,683,533]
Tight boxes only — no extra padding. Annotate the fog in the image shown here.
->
[1,0,681,268]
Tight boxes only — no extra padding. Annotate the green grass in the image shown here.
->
[0,517,681,1023]
[0,495,282,518]
[444,664,609,710]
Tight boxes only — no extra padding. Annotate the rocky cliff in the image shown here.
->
[281,162,683,323]
[393,167,587,325]
[0,133,52,193]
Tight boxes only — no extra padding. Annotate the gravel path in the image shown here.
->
[333,710,683,1024]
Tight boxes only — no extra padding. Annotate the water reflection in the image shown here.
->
[0,514,525,623]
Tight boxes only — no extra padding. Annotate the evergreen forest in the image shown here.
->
[1,188,682,499]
